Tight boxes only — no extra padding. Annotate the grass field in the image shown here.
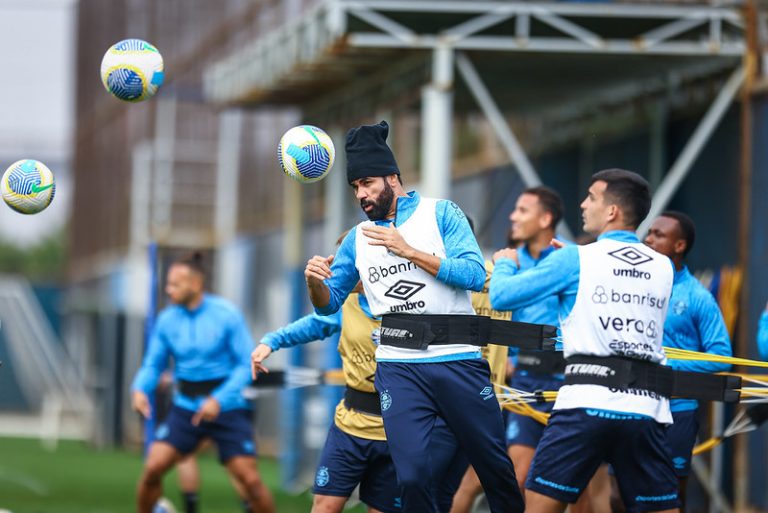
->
[0,437,365,513]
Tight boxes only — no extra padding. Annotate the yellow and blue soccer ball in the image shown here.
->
[278,125,335,183]
[100,38,164,102]
[1,159,55,215]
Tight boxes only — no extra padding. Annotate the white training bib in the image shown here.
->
[355,197,478,361]
[556,238,674,422]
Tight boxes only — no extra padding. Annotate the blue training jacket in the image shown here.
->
[261,295,378,351]
[758,311,768,361]
[316,191,486,316]
[131,294,254,412]
[507,243,563,366]
[664,266,732,412]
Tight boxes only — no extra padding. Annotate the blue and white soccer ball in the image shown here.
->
[152,497,177,513]
[277,125,335,183]
[100,39,164,102]
[1,159,56,215]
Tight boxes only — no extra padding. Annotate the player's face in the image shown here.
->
[510,193,550,242]
[165,264,202,306]
[351,176,395,221]
[644,216,682,258]
[580,180,611,234]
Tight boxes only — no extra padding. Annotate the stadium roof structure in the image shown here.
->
[204,0,746,106]
[204,0,750,235]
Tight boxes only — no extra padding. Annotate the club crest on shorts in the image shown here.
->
[155,423,169,440]
[506,419,520,441]
[315,466,330,487]
[380,391,392,411]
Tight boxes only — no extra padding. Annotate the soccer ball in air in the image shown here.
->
[1,160,56,215]
[100,39,164,102]
[278,125,335,183]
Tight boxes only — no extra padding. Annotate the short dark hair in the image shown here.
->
[590,169,651,229]
[660,210,696,256]
[522,186,564,229]
[174,251,207,278]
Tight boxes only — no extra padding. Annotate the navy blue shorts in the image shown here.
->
[506,373,562,448]
[155,405,256,464]
[526,408,679,512]
[667,409,699,478]
[312,423,401,513]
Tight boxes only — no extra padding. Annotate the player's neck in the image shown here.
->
[185,293,205,311]
[526,230,556,259]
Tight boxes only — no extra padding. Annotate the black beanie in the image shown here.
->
[345,120,400,183]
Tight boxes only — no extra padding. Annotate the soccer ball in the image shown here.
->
[152,498,177,513]
[1,160,56,215]
[278,125,335,183]
[100,38,164,102]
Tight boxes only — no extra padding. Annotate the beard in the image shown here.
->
[360,180,395,221]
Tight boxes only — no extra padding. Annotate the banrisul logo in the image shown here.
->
[608,246,653,280]
[367,261,418,283]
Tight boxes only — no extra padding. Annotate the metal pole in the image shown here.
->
[281,178,306,490]
[215,110,243,245]
[420,44,454,199]
[456,52,574,240]
[322,128,347,420]
[735,2,758,510]
[638,65,745,236]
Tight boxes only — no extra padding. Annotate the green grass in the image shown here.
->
[0,437,364,513]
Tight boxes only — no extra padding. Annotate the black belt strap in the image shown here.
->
[563,355,741,402]
[517,350,566,376]
[178,378,225,397]
[249,371,287,387]
[344,386,382,416]
[380,314,557,351]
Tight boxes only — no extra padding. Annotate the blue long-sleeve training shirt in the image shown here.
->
[262,309,342,351]
[261,295,377,351]
[506,243,563,366]
[511,244,562,327]
[131,294,255,412]
[316,191,486,316]
[758,311,768,361]
[664,266,732,412]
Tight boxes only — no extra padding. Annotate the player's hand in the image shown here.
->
[305,254,334,285]
[551,239,566,250]
[492,248,520,266]
[362,225,412,258]
[251,343,273,380]
[191,397,221,426]
[132,390,152,419]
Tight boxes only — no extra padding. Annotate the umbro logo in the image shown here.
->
[384,280,425,301]
[608,246,653,267]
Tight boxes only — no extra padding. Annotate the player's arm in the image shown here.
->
[489,245,579,311]
[670,293,732,373]
[434,200,486,291]
[308,230,360,315]
[757,308,768,361]
[130,317,171,419]
[252,311,343,377]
